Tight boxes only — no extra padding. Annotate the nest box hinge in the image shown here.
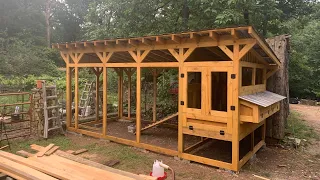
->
[231,74,236,79]
[230,106,236,111]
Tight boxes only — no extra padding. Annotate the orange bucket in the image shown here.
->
[36,80,43,89]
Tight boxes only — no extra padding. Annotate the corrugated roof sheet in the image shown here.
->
[239,91,286,107]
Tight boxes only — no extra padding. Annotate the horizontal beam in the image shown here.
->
[58,38,257,54]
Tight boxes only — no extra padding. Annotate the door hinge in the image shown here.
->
[231,74,236,79]
[180,101,184,105]
[230,106,236,111]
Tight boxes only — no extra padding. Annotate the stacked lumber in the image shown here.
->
[0,144,156,180]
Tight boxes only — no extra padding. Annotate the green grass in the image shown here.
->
[286,111,319,140]
[82,142,153,170]
[9,135,153,172]
[9,135,77,153]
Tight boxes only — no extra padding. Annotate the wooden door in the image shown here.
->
[181,65,232,133]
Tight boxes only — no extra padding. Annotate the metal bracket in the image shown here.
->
[230,106,236,111]
[231,74,236,79]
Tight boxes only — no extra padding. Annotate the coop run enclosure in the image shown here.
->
[53,26,286,171]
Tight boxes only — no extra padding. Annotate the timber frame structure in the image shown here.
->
[53,26,285,171]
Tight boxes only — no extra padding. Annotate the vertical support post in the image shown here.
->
[263,68,267,85]
[178,48,184,155]
[152,69,157,122]
[118,69,123,119]
[129,50,149,144]
[136,66,141,143]
[232,43,240,171]
[66,65,72,128]
[103,66,107,135]
[74,66,79,130]
[168,47,195,156]
[252,67,256,85]
[95,69,100,122]
[128,69,132,119]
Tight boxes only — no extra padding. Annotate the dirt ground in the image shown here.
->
[9,104,320,180]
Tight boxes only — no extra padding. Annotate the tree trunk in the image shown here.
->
[182,0,189,31]
[265,35,290,140]
[45,0,51,48]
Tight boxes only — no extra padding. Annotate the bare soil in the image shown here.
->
[78,104,320,179]
[10,104,320,180]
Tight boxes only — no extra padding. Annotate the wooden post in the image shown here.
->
[136,66,141,143]
[178,63,184,155]
[118,69,123,119]
[66,65,72,128]
[95,69,100,122]
[129,50,150,143]
[231,43,240,171]
[252,67,256,85]
[103,67,107,135]
[74,66,79,130]
[152,69,157,122]
[128,68,132,119]
[168,48,195,156]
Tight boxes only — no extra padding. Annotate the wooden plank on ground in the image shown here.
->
[66,150,75,154]
[73,149,88,155]
[29,156,109,180]
[0,145,9,150]
[17,150,34,158]
[253,174,270,180]
[36,144,55,157]
[0,156,57,180]
[33,155,135,180]
[30,144,43,151]
[104,160,120,167]
[55,150,154,180]
[45,146,60,156]
[0,150,85,180]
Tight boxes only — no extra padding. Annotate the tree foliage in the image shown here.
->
[0,0,319,98]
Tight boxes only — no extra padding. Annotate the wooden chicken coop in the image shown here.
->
[53,26,286,171]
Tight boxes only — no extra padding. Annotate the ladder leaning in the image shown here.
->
[79,82,94,117]
[42,81,64,139]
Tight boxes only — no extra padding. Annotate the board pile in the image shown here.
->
[0,144,156,180]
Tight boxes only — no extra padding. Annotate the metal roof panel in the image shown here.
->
[239,91,286,107]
